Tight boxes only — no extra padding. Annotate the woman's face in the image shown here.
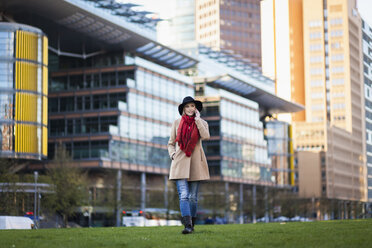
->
[184,103,196,116]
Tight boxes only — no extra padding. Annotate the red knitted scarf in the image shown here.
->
[175,115,200,157]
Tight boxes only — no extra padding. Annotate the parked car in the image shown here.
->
[274,216,290,222]
[256,217,269,222]
[290,216,312,222]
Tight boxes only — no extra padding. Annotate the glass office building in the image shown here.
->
[0,0,304,225]
[362,19,372,203]
[196,85,273,184]
[0,23,48,160]
[49,55,193,171]
[194,45,302,186]
[265,120,294,187]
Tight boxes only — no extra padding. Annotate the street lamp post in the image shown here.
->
[34,171,38,228]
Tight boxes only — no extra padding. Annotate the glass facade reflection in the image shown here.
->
[0,23,48,160]
[49,55,193,171]
[265,120,294,186]
[362,20,372,202]
[198,85,272,183]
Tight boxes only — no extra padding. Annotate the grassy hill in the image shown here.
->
[1,219,371,248]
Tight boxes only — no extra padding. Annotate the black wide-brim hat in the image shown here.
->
[178,96,203,115]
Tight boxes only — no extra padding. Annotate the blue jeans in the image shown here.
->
[175,179,200,217]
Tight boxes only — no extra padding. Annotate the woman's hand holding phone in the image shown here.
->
[195,109,200,121]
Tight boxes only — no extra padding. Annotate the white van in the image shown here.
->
[0,216,35,229]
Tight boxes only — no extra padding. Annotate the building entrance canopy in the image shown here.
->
[195,45,304,116]
[194,74,304,116]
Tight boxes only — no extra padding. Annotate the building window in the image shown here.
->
[332,92,344,98]
[310,44,322,51]
[330,18,343,26]
[321,171,326,179]
[311,104,324,111]
[310,67,323,75]
[331,66,344,74]
[49,93,127,113]
[310,32,322,40]
[310,56,323,63]
[333,103,345,109]
[331,54,344,61]
[311,80,323,87]
[308,20,322,28]
[330,30,343,37]
[331,42,341,49]
[312,116,324,122]
[311,92,324,99]
[333,115,345,121]
[332,78,344,85]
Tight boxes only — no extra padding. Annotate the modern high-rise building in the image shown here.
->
[157,0,197,55]
[157,0,262,66]
[0,0,198,226]
[261,0,305,122]
[193,46,302,222]
[261,0,367,209]
[362,19,372,203]
[1,0,304,225]
[0,23,48,160]
[195,0,262,66]
[195,83,273,185]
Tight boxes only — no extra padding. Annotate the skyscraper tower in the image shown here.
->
[195,0,262,66]
[262,0,367,205]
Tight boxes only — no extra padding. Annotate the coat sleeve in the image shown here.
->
[195,118,210,141]
[168,119,177,159]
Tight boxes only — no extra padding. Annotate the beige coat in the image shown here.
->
[168,118,210,181]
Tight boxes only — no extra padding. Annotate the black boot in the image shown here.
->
[191,217,197,231]
[181,216,193,234]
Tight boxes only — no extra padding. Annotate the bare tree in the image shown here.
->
[43,145,88,227]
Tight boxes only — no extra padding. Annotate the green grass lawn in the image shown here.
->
[1,219,371,248]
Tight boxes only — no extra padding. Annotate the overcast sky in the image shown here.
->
[122,0,372,28]
[358,0,372,26]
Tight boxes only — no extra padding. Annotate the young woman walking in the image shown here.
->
[168,96,210,234]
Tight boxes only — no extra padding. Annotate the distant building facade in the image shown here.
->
[262,0,367,208]
[362,19,372,203]
[195,0,262,66]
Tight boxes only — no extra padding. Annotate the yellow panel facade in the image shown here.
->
[15,93,38,123]
[16,31,39,61]
[43,36,48,66]
[43,96,48,126]
[42,126,48,156]
[14,124,39,154]
[12,27,49,158]
[288,124,295,185]
[43,66,48,96]
[20,62,38,91]
[1,23,48,160]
